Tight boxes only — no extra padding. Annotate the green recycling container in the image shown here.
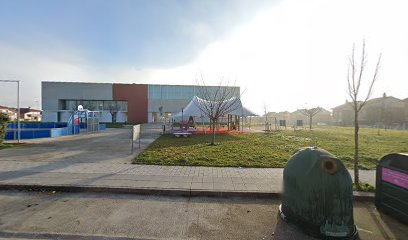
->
[375,153,408,224]
[279,147,358,239]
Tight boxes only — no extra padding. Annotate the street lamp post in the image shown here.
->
[0,80,20,143]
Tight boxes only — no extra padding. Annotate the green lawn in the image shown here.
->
[134,127,408,169]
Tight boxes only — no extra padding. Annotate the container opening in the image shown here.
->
[321,158,338,174]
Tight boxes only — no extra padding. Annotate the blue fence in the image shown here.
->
[7,122,67,129]
[4,122,106,140]
[5,129,52,139]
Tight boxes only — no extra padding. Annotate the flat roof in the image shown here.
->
[41,81,239,88]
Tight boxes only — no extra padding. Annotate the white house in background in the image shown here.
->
[0,105,17,121]
[19,107,42,121]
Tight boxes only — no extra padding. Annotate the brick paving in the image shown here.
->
[0,161,375,193]
[0,127,376,194]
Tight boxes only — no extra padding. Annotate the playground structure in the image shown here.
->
[171,113,251,136]
[171,121,243,137]
[67,107,101,134]
[171,120,196,137]
[170,96,257,136]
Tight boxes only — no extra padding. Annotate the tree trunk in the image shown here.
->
[354,110,360,186]
[309,116,313,130]
[211,120,216,145]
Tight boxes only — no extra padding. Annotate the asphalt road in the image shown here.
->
[0,191,406,240]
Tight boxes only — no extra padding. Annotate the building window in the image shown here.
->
[66,100,77,110]
[96,101,104,111]
[152,112,159,123]
[104,101,116,111]
[60,100,128,112]
[148,85,239,100]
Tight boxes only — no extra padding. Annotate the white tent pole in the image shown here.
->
[241,101,244,133]
[242,114,244,132]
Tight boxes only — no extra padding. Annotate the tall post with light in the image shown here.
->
[0,80,20,143]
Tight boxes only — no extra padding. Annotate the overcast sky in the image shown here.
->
[0,0,407,114]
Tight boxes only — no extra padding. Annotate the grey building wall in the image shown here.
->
[42,82,113,122]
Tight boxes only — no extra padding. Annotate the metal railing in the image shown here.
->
[130,123,165,153]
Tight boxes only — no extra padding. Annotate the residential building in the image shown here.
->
[0,105,17,121]
[332,101,355,126]
[332,94,408,129]
[19,107,42,121]
[251,108,332,127]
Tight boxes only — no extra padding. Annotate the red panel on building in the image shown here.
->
[112,84,148,124]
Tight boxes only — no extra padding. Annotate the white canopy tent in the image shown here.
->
[171,96,257,131]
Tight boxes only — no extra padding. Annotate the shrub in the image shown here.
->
[105,123,125,128]
[0,113,10,144]
[353,182,375,192]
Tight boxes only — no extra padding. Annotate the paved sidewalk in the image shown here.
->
[0,127,376,196]
[0,161,376,194]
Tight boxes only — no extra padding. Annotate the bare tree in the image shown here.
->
[195,76,241,145]
[347,40,381,186]
[299,107,322,130]
[264,104,269,131]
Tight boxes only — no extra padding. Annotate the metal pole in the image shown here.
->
[17,81,20,143]
[0,80,20,143]
[241,115,244,133]
[131,127,134,154]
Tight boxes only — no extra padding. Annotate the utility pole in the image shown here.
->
[0,80,20,143]
[17,80,20,142]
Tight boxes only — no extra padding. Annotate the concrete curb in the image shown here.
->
[0,230,149,240]
[0,183,375,201]
[0,183,282,199]
[352,191,375,201]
